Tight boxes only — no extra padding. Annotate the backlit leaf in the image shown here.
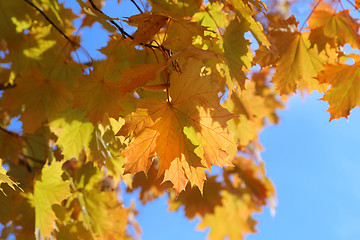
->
[308,10,360,49]
[0,159,21,195]
[120,57,236,193]
[34,161,71,238]
[50,108,94,160]
[318,62,360,120]
[272,33,327,94]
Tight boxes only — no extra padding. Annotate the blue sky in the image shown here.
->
[8,1,360,239]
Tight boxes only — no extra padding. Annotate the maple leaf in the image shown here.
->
[224,89,261,147]
[120,57,236,193]
[150,0,202,17]
[1,68,72,133]
[127,12,169,44]
[55,222,94,240]
[168,175,222,219]
[128,161,172,204]
[229,0,270,48]
[0,130,23,162]
[0,159,21,195]
[0,0,35,41]
[226,157,276,205]
[223,18,251,89]
[72,162,132,239]
[272,33,327,94]
[120,62,168,93]
[82,190,130,239]
[317,62,360,120]
[308,10,360,49]
[6,25,57,75]
[50,108,94,160]
[34,161,71,238]
[197,191,258,240]
[193,2,229,32]
[157,17,208,51]
[73,61,136,124]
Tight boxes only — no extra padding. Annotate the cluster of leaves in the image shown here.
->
[0,0,359,239]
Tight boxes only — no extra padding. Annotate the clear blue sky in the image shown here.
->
[11,1,360,239]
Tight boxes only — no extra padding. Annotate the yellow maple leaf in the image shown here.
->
[229,0,270,48]
[223,18,251,89]
[34,161,71,238]
[50,108,94,160]
[318,62,360,120]
[0,159,21,195]
[272,33,327,94]
[197,191,258,240]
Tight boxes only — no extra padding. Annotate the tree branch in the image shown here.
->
[88,0,133,38]
[86,0,182,74]
[87,0,172,52]
[0,83,17,91]
[0,126,19,137]
[130,0,144,13]
[23,0,78,46]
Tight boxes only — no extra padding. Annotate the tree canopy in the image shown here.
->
[0,0,359,239]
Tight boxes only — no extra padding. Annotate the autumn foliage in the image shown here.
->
[0,0,358,239]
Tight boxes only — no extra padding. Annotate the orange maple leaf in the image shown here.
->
[119,57,236,193]
[127,12,169,44]
[73,61,136,124]
[1,69,72,133]
[318,62,360,120]
[308,10,360,49]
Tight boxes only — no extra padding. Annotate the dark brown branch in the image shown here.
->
[130,0,144,13]
[0,83,17,91]
[23,0,77,46]
[88,0,132,38]
[0,126,19,137]
[87,0,171,51]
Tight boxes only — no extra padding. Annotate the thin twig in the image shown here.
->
[23,0,77,46]
[88,0,132,38]
[300,0,322,32]
[131,0,144,13]
[87,0,174,52]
